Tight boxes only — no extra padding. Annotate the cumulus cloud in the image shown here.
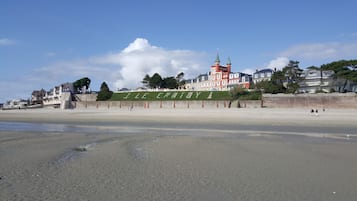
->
[266,57,290,70]
[242,57,290,75]
[30,38,208,92]
[111,38,207,90]
[0,38,16,46]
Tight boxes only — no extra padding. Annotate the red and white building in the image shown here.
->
[185,54,252,90]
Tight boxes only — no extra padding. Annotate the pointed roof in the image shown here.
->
[227,57,231,65]
[215,53,220,64]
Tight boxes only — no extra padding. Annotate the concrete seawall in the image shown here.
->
[262,93,357,108]
[70,93,357,109]
[74,100,231,110]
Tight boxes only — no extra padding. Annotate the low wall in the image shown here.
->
[231,100,262,108]
[71,93,357,109]
[262,93,357,108]
[74,94,98,102]
[74,100,231,110]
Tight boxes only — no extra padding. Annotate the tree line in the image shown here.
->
[72,77,112,101]
[141,72,185,89]
[252,60,357,94]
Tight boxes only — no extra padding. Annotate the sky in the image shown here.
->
[1,0,357,102]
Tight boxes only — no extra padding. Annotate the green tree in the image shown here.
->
[271,70,285,86]
[162,77,178,89]
[97,82,113,101]
[142,72,185,89]
[230,87,262,101]
[150,73,163,88]
[73,77,91,93]
[175,72,185,88]
[255,80,284,94]
[142,74,151,88]
[321,60,357,92]
[282,60,303,93]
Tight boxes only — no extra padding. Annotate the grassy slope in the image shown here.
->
[110,91,231,101]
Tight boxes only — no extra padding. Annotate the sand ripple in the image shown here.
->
[1,130,357,200]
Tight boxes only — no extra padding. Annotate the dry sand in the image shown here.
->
[1,108,357,200]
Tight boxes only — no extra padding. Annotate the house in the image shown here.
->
[43,82,74,108]
[227,72,252,90]
[2,99,28,110]
[252,69,273,84]
[298,69,335,93]
[31,89,46,105]
[185,54,252,90]
[185,73,209,90]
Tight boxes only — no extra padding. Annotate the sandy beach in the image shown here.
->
[1,108,357,200]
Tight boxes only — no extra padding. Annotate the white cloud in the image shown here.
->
[0,38,16,46]
[89,38,208,90]
[241,68,255,75]
[266,57,290,70]
[279,41,357,62]
[7,38,208,100]
[122,38,157,53]
[241,57,290,75]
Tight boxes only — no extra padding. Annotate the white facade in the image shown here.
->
[298,69,335,93]
[252,69,273,84]
[184,55,251,91]
[43,83,74,107]
[2,99,28,109]
[185,72,251,91]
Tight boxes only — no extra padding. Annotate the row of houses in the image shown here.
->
[2,78,95,110]
[2,83,75,110]
[184,54,355,93]
[31,82,75,107]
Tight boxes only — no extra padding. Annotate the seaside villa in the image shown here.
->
[252,69,273,84]
[185,54,252,91]
[42,82,74,108]
[298,69,335,93]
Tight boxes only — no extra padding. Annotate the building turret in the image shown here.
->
[226,57,231,73]
[215,53,220,72]
[215,53,220,65]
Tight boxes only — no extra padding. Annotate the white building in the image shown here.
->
[252,69,273,84]
[185,55,252,91]
[43,82,74,108]
[2,99,28,110]
[298,69,335,93]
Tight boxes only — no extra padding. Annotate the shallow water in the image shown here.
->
[1,121,356,140]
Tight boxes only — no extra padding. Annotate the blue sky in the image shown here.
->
[1,0,357,102]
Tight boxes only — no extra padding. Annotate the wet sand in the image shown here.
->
[1,108,357,201]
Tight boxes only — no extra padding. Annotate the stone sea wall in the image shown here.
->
[70,93,357,109]
[74,100,231,109]
[262,93,357,109]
